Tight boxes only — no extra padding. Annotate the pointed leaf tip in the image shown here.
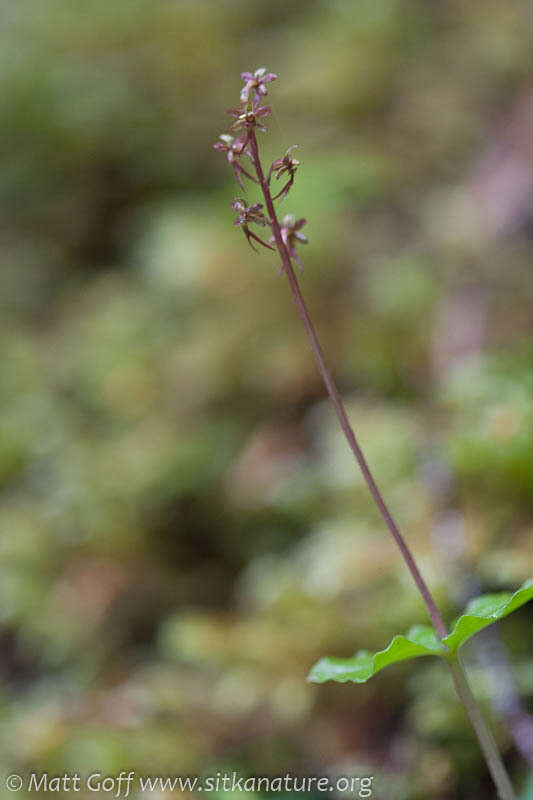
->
[442,578,533,654]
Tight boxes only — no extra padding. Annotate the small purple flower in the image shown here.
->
[213,133,249,161]
[231,198,267,226]
[240,68,277,103]
[227,96,271,136]
[269,145,300,201]
[231,198,274,252]
[213,133,257,189]
[273,214,308,270]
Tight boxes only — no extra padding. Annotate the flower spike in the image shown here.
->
[214,70,306,269]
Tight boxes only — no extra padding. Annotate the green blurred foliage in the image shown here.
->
[0,1,532,798]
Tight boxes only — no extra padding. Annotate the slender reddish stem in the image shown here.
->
[245,124,517,800]
[246,126,517,799]
[248,130,448,640]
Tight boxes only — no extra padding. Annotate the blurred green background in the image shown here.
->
[1,1,533,798]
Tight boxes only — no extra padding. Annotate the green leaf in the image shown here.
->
[442,578,533,653]
[308,579,533,685]
[308,624,444,684]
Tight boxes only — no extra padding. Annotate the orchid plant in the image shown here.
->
[213,69,533,800]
